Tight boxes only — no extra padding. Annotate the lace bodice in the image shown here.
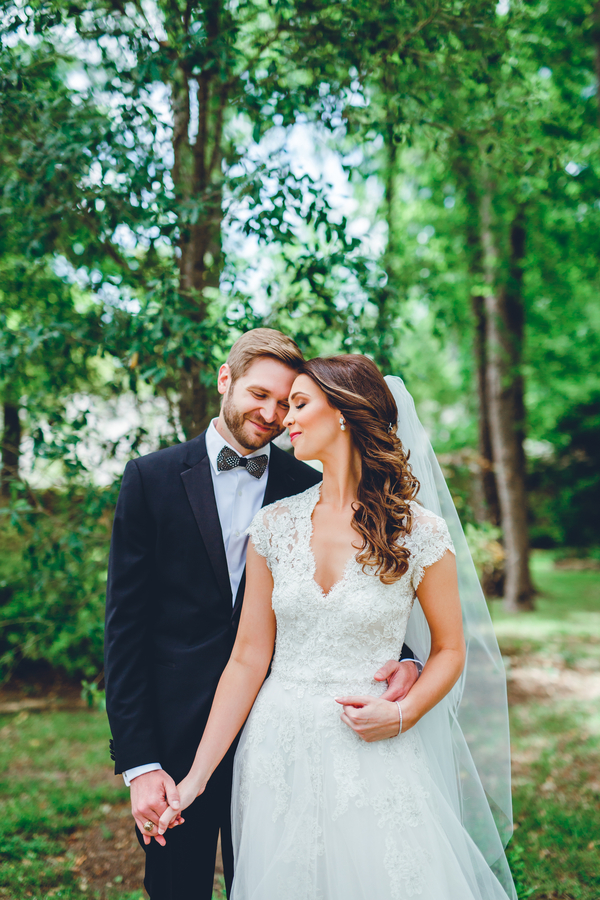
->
[233,485,513,900]
[247,483,454,698]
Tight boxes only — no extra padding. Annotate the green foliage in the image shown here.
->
[0,481,116,680]
[0,0,597,672]
[465,522,505,598]
[528,394,600,549]
[81,678,106,711]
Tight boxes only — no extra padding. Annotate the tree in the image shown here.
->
[4,0,388,437]
[335,0,600,607]
[0,43,112,493]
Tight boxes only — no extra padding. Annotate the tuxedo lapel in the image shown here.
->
[181,434,232,607]
[261,445,297,508]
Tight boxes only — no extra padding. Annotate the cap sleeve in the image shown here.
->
[410,508,455,591]
[245,507,273,566]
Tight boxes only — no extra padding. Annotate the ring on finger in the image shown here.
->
[143,820,154,833]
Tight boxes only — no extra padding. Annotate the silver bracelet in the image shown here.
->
[396,701,403,735]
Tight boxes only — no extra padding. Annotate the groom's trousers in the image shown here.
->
[140,752,234,900]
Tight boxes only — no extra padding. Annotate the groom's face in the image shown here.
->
[217,357,297,452]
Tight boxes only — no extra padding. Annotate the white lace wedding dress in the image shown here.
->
[230,484,511,900]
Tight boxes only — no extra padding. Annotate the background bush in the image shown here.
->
[0,483,117,680]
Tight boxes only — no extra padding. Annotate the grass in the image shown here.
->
[493,551,600,647]
[1,551,598,899]
[497,551,600,899]
[0,709,130,899]
[507,703,600,899]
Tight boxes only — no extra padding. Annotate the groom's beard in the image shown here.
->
[222,390,284,451]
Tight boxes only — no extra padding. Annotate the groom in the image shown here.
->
[105,328,419,900]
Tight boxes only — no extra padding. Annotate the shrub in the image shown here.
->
[0,481,118,681]
[465,522,505,598]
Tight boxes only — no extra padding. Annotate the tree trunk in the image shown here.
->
[454,163,501,527]
[464,184,500,527]
[177,207,223,438]
[472,291,501,527]
[479,187,534,611]
[506,210,528,482]
[170,2,227,439]
[1,400,21,498]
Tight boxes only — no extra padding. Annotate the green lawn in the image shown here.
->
[493,551,600,646]
[1,552,598,899]
[0,708,131,899]
[495,552,600,899]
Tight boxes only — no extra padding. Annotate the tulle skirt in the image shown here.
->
[230,676,512,900]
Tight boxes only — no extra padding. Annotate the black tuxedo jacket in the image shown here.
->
[104,431,321,782]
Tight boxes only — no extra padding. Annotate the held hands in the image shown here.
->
[336,659,419,742]
[132,660,420,844]
[157,775,204,836]
[130,769,182,846]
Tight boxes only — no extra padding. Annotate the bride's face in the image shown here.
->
[284,374,344,461]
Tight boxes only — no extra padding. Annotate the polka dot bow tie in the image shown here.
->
[216,446,269,479]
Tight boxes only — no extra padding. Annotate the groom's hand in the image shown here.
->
[130,769,181,846]
[375,659,419,702]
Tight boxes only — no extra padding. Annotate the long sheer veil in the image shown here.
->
[385,376,516,897]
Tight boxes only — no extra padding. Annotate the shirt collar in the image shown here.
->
[206,418,271,477]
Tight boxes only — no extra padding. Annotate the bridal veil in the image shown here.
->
[385,376,516,899]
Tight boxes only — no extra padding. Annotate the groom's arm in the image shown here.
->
[374,644,421,702]
[106,461,181,842]
[400,642,424,672]
[105,459,161,773]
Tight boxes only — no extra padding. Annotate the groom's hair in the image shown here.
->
[227,328,304,383]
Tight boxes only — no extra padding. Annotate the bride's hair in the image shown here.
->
[301,355,420,583]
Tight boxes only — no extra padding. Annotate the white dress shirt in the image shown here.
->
[123,420,271,786]
[204,418,271,602]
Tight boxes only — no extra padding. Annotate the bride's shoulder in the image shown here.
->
[408,501,445,528]
[248,483,319,538]
[264,482,319,520]
[406,502,453,546]
[403,502,455,585]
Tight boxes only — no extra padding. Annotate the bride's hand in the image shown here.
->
[157,776,204,835]
[335,695,404,742]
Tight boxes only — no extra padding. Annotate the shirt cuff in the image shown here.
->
[400,657,424,675]
[123,762,162,787]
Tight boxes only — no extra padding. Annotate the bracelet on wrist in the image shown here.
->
[396,701,403,735]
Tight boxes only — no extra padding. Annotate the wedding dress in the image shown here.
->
[229,483,513,900]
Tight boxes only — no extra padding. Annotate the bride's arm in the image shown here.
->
[157,541,276,834]
[396,549,465,731]
[337,549,464,737]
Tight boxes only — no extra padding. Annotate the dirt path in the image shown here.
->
[506,658,600,705]
[69,805,225,898]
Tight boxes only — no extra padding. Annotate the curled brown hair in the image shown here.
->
[301,355,420,583]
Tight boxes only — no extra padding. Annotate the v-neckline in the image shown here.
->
[307,483,358,599]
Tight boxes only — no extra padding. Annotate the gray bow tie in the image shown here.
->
[216,447,268,479]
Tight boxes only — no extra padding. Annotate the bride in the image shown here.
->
[158,354,517,900]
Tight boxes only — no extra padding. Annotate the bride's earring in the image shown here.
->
[339,416,346,431]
